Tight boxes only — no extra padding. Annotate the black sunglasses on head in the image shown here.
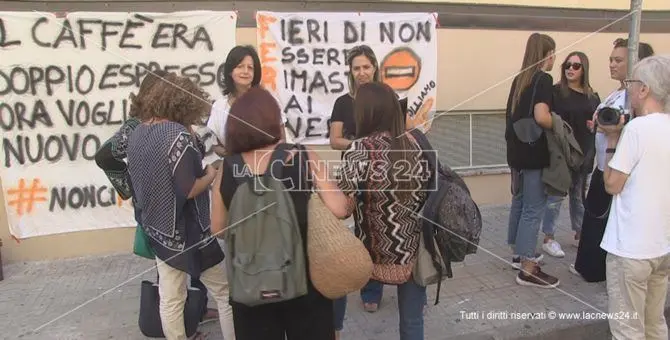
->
[563,62,582,71]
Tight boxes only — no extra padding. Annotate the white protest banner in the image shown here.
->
[256,11,438,144]
[0,11,237,238]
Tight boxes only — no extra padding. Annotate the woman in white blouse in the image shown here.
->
[208,45,287,156]
[570,38,654,283]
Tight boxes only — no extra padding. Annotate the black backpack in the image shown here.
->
[410,129,483,304]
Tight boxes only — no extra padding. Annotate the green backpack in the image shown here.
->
[223,144,308,307]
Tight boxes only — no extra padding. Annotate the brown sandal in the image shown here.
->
[363,302,378,313]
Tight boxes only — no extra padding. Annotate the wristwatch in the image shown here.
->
[606,148,616,154]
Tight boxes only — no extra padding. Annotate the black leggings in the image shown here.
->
[232,293,334,340]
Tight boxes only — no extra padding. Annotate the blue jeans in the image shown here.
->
[397,279,426,340]
[507,169,547,260]
[333,279,426,339]
[542,170,585,236]
[361,280,384,304]
[333,280,384,331]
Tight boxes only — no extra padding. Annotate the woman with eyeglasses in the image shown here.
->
[569,38,654,282]
[539,52,601,258]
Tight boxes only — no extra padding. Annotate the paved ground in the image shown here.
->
[1,204,667,340]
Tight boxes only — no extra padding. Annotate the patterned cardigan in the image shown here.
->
[94,117,141,200]
[95,118,209,200]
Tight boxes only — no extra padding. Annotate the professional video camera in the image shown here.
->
[596,107,625,126]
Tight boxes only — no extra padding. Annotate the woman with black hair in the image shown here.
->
[207,45,286,156]
[569,38,655,283]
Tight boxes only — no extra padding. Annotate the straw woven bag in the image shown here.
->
[307,192,373,299]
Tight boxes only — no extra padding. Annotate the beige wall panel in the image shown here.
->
[437,30,670,111]
[240,27,670,111]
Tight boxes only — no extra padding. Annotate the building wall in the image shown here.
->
[1,3,669,263]
[428,0,669,10]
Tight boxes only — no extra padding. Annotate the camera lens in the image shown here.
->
[598,107,621,126]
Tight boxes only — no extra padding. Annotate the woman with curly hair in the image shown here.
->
[94,70,221,328]
[95,70,168,201]
[127,73,235,340]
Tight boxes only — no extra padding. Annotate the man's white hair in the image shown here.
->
[633,55,670,112]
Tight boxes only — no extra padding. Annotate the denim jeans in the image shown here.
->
[360,280,384,304]
[542,170,585,236]
[333,280,383,331]
[507,169,547,260]
[333,280,427,339]
[397,279,427,340]
[333,296,347,331]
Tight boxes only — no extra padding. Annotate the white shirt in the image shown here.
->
[206,94,290,146]
[600,113,670,259]
[207,95,232,144]
[595,89,627,171]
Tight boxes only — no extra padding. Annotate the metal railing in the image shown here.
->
[425,109,509,171]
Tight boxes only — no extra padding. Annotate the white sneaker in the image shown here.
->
[569,264,580,276]
[542,240,565,258]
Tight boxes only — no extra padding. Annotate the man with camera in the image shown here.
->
[597,55,670,340]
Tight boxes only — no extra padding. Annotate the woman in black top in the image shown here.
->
[505,33,560,288]
[210,87,352,340]
[540,52,601,258]
[329,45,407,152]
[329,45,379,150]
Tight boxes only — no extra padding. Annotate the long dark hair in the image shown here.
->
[354,82,420,197]
[558,51,595,99]
[511,33,556,112]
[346,45,380,95]
[220,45,262,97]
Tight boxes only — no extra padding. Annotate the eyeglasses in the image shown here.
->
[563,62,582,71]
[623,79,645,88]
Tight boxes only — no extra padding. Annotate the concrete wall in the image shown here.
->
[1,5,669,264]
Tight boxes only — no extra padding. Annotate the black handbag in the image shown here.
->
[138,275,207,338]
